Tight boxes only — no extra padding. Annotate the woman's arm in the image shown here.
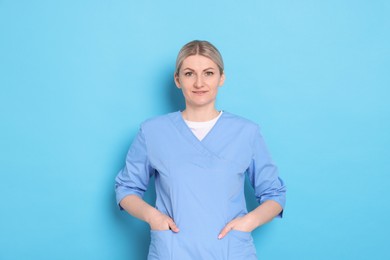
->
[120,195,180,232]
[115,129,179,232]
[218,200,282,239]
[219,125,286,239]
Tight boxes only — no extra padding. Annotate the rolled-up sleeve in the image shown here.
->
[246,126,286,217]
[115,128,154,210]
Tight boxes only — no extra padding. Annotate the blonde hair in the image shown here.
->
[175,40,224,76]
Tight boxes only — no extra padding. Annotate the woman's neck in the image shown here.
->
[181,106,220,122]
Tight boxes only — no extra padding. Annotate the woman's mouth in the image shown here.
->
[192,91,208,95]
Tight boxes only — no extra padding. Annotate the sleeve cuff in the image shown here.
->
[258,197,286,218]
[116,188,144,210]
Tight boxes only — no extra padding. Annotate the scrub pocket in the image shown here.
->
[228,230,257,260]
[148,230,173,260]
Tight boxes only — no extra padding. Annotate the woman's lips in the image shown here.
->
[192,91,208,95]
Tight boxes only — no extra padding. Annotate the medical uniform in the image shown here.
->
[115,111,286,260]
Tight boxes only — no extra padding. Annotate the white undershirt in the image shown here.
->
[184,111,223,141]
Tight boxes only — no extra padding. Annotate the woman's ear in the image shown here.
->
[219,72,226,87]
[174,73,181,89]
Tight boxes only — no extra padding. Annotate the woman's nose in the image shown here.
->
[194,76,203,88]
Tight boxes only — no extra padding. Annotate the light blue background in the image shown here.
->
[1,0,389,259]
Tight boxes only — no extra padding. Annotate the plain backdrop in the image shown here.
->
[1,0,389,259]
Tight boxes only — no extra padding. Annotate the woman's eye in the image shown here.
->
[184,72,193,77]
[205,71,214,76]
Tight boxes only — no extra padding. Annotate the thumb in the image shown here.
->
[168,219,180,233]
[218,225,232,240]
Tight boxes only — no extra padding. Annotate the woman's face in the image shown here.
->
[175,55,225,109]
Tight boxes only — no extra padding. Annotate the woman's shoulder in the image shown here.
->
[222,111,260,129]
[139,111,181,129]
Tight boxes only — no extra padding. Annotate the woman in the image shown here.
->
[115,40,286,259]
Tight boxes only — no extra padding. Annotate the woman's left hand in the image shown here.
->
[218,214,257,239]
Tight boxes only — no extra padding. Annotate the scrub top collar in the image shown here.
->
[169,110,227,158]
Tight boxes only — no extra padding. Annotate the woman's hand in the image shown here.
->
[218,200,283,239]
[119,195,180,232]
[148,211,180,232]
[218,214,256,239]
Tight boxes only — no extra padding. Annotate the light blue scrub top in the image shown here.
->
[115,111,286,260]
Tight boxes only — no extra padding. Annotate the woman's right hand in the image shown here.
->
[148,211,180,232]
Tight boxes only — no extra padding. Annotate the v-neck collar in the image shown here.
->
[169,110,225,157]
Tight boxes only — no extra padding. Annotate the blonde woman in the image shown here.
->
[115,40,286,259]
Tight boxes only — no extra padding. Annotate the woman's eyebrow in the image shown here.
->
[182,67,216,71]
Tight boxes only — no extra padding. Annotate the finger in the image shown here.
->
[168,220,180,233]
[218,225,232,239]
